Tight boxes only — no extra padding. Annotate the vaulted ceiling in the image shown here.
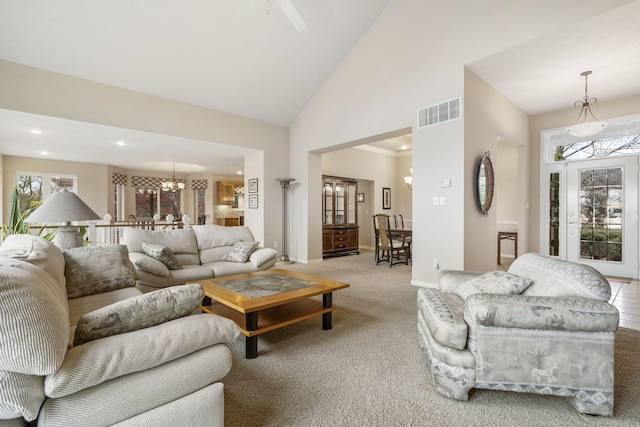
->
[1,0,639,174]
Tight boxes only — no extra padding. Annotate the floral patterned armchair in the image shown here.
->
[416,253,619,416]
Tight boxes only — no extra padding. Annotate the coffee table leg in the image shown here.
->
[322,293,333,330]
[246,312,258,359]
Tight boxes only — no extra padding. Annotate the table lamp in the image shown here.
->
[25,188,101,250]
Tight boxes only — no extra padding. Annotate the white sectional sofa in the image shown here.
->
[0,234,241,427]
[123,225,278,292]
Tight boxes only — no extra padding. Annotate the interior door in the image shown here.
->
[566,156,639,278]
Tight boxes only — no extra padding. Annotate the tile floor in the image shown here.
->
[609,279,640,331]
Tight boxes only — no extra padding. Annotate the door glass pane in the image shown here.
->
[549,172,560,256]
[579,168,623,262]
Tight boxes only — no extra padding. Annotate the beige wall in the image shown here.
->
[0,60,289,248]
[3,156,109,218]
[463,68,529,273]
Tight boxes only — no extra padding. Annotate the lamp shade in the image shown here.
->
[25,189,100,224]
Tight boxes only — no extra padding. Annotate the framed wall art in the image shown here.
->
[248,178,258,193]
[249,194,258,209]
[382,187,391,210]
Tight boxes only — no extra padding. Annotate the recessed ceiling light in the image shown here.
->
[401,145,408,150]
[237,171,243,175]
[30,129,43,134]
[116,141,126,146]
[40,151,48,156]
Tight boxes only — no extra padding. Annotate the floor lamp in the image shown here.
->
[275,177,295,263]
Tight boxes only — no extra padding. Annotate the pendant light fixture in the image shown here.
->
[162,163,186,192]
[566,71,607,137]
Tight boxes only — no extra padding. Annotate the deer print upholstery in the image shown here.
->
[416,253,619,416]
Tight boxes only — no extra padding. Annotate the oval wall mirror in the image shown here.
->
[477,151,494,216]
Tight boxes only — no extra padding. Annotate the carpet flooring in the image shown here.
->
[223,251,640,426]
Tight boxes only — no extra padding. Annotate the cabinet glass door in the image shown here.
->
[347,184,357,224]
[335,184,345,225]
[323,182,333,225]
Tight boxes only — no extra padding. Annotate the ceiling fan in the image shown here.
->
[243,0,308,32]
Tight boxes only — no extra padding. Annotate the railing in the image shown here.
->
[27,220,188,246]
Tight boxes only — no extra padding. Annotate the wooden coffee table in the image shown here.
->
[192,269,349,359]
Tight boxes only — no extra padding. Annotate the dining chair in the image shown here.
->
[373,214,410,267]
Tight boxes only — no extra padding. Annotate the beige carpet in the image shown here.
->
[224,251,640,426]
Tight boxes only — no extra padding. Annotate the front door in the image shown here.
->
[566,156,639,278]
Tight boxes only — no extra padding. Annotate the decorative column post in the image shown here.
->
[275,177,295,263]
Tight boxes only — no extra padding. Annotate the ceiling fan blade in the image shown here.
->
[241,0,266,17]
[277,0,307,32]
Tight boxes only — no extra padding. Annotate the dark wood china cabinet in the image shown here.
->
[322,175,359,257]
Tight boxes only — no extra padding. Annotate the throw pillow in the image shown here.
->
[133,255,170,277]
[223,241,259,263]
[73,283,204,346]
[141,241,182,270]
[453,271,533,300]
[64,245,137,299]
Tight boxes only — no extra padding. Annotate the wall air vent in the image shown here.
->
[417,97,462,128]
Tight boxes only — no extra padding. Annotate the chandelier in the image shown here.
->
[162,163,186,192]
[566,71,607,138]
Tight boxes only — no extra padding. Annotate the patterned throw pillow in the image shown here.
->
[73,283,204,346]
[141,241,182,270]
[453,271,533,300]
[64,245,137,299]
[223,241,259,263]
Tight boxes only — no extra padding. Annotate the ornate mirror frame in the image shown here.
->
[476,151,494,216]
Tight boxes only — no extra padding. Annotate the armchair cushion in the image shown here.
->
[64,245,137,299]
[73,284,204,345]
[452,271,533,300]
[464,294,619,332]
[46,314,240,398]
[509,253,611,301]
[417,288,468,350]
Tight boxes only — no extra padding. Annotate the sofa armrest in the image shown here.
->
[249,247,277,268]
[45,314,240,398]
[438,270,484,293]
[464,294,619,333]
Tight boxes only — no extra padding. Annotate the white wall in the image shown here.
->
[289,0,587,282]
[0,59,289,248]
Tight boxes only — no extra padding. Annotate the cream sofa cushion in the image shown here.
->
[0,259,69,375]
[0,370,45,421]
[193,225,255,249]
[46,315,240,398]
[0,234,66,288]
[123,228,200,265]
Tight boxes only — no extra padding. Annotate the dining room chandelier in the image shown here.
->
[566,71,607,138]
[161,163,185,192]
